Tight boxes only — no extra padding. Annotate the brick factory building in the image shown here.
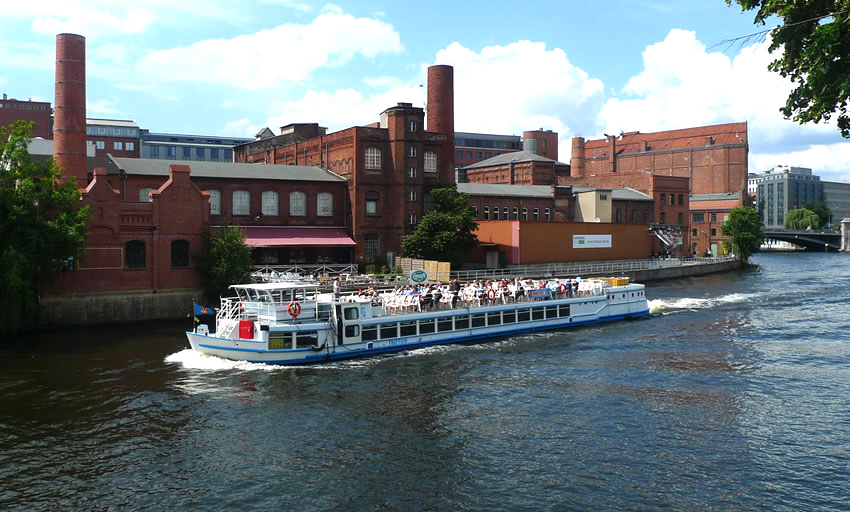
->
[234,65,457,265]
[0,94,52,138]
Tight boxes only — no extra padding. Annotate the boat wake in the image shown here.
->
[165,349,286,372]
[649,292,759,315]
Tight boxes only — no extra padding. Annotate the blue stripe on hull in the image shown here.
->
[190,308,650,366]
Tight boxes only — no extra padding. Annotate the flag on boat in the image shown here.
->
[194,303,213,316]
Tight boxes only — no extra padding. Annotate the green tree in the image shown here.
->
[784,207,820,230]
[721,206,764,262]
[802,202,831,228]
[727,1,850,137]
[402,184,478,268]
[195,223,254,299]
[0,120,91,335]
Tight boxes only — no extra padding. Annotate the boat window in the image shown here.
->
[296,331,318,349]
[317,303,333,320]
[380,323,398,339]
[258,291,273,303]
[559,304,571,317]
[419,319,435,334]
[532,308,544,321]
[362,326,378,341]
[400,321,417,336]
[471,313,485,328]
[344,307,359,320]
[545,306,557,319]
[455,316,469,330]
[345,325,360,338]
[517,309,530,322]
[487,312,501,326]
[271,289,283,303]
[438,318,453,332]
[268,332,291,350]
[503,311,516,324]
[280,289,292,302]
[294,288,306,301]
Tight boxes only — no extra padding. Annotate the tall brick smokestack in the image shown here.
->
[54,33,87,187]
[427,65,455,183]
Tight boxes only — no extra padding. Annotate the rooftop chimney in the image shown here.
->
[54,33,87,186]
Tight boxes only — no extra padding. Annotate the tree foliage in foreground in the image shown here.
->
[195,223,254,299]
[727,1,850,137]
[784,208,821,230]
[0,120,91,335]
[402,184,479,268]
[721,206,764,262]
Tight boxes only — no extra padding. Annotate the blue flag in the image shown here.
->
[194,303,213,315]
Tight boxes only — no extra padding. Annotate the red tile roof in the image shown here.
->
[585,122,748,158]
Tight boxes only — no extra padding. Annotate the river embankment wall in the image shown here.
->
[37,259,744,328]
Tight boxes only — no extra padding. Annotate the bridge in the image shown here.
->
[763,229,841,252]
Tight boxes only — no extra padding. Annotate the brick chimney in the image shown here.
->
[54,33,87,186]
[427,65,455,182]
[607,135,617,173]
[570,136,586,177]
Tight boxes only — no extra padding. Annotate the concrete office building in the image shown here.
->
[748,166,824,229]
[140,130,251,163]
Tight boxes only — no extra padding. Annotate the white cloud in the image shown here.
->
[138,9,402,90]
[435,40,605,152]
[221,117,260,137]
[88,99,124,116]
[262,85,425,133]
[31,8,153,38]
[597,29,850,181]
[363,76,404,88]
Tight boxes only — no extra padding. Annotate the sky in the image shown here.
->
[2,0,849,183]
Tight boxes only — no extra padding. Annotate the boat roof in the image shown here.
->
[230,282,318,291]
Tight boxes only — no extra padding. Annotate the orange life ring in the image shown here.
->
[560,284,567,294]
[288,301,302,318]
[487,289,496,301]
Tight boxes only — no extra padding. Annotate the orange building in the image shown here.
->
[688,192,744,257]
[474,221,652,266]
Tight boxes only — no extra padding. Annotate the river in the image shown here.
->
[1,252,848,511]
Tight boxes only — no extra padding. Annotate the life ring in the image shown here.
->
[559,284,567,294]
[288,301,302,318]
[487,289,496,301]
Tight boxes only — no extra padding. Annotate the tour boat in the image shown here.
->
[185,277,650,365]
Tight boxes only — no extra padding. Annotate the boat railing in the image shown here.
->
[215,297,243,337]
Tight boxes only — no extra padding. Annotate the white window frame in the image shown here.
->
[424,151,437,173]
[289,191,306,216]
[545,208,551,221]
[139,187,154,202]
[408,146,417,157]
[408,213,417,225]
[408,189,417,201]
[533,208,540,221]
[365,147,381,170]
[96,140,105,150]
[409,121,417,132]
[493,207,500,221]
[366,199,378,215]
[484,206,490,220]
[317,192,333,217]
[522,208,528,221]
[262,191,279,216]
[208,189,221,215]
[233,190,250,216]
[125,142,135,151]
[409,167,417,178]
[114,141,123,151]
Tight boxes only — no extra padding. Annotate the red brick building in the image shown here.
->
[0,94,52,138]
[234,65,457,265]
[688,192,743,256]
[86,118,140,158]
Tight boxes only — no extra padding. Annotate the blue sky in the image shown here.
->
[2,0,849,182]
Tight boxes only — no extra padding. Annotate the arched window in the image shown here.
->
[364,234,380,263]
[290,191,306,216]
[262,191,279,216]
[424,151,437,173]
[317,192,333,216]
[208,189,221,215]
[171,239,189,267]
[125,240,145,268]
[139,187,155,202]
[365,147,381,170]
[232,190,250,216]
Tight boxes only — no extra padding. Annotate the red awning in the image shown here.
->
[242,227,356,248]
